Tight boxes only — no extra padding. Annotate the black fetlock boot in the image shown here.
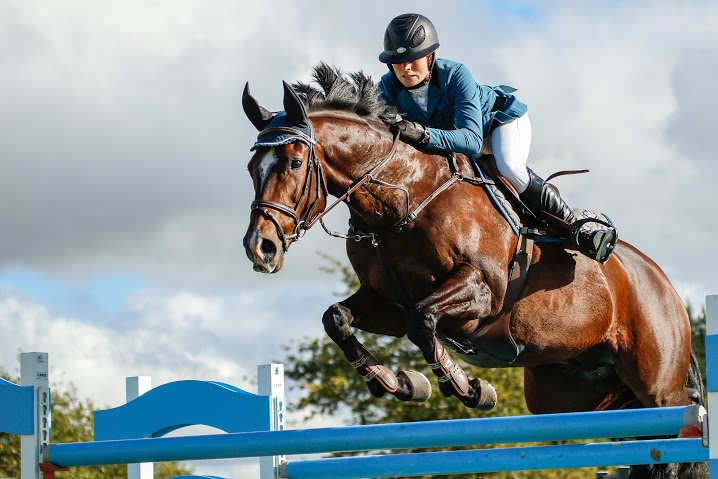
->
[520,168,617,263]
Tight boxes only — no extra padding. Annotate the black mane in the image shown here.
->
[291,62,398,123]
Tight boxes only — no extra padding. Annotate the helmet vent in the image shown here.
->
[410,25,426,48]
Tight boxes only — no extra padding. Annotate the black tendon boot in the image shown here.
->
[520,169,617,263]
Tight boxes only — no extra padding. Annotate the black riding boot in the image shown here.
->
[520,168,617,263]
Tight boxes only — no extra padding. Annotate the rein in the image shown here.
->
[252,120,491,250]
[305,132,402,231]
[334,153,492,247]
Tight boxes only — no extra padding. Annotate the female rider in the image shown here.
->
[378,13,617,263]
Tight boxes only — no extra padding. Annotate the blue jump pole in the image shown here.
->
[284,438,707,479]
[43,406,703,468]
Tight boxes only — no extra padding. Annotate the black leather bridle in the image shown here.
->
[250,120,464,251]
[250,123,328,252]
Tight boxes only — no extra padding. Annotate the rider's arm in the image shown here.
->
[425,63,491,156]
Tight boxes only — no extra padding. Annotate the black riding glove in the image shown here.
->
[390,120,430,145]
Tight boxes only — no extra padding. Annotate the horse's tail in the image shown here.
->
[686,347,705,405]
[669,347,708,479]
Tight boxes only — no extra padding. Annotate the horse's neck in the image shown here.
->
[317,120,445,231]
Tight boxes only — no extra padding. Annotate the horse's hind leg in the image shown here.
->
[408,263,498,410]
[322,286,432,402]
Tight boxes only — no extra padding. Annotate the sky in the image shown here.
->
[1,1,717,477]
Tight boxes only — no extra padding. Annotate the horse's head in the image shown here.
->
[242,82,327,273]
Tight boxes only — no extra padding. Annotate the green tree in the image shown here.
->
[0,369,193,479]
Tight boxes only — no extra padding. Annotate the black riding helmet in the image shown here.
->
[379,13,440,64]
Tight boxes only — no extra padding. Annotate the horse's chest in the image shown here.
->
[349,242,446,298]
[369,256,440,295]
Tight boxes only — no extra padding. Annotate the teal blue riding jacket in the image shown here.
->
[378,58,528,156]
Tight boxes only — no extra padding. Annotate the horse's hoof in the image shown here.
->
[470,378,497,411]
[398,370,432,402]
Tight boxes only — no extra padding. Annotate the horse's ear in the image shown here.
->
[242,82,274,131]
[282,81,310,128]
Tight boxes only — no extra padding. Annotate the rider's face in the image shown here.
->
[392,55,431,88]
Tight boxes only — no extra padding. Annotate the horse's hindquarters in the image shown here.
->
[517,241,693,412]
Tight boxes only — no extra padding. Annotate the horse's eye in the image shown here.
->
[290,158,303,170]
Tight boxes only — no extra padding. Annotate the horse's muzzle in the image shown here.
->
[243,227,284,274]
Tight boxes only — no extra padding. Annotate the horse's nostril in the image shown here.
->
[260,238,277,257]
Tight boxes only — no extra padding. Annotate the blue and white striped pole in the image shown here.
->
[707,295,718,476]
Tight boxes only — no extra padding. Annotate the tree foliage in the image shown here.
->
[281,256,709,479]
[0,369,192,479]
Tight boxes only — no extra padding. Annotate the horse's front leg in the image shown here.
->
[322,286,432,403]
[407,262,498,410]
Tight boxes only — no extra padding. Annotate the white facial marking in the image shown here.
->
[257,148,279,190]
[247,228,260,253]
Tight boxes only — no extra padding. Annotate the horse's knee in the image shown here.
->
[322,303,353,341]
[405,312,436,348]
[413,297,441,321]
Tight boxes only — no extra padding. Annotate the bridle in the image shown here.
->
[250,123,327,252]
[250,120,402,252]
[250,118,475,251]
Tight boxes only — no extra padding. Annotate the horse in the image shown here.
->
[241,64,705,478]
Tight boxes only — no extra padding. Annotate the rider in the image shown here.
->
[377,13,617,263]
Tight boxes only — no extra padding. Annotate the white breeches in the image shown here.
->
[490,113,532,193]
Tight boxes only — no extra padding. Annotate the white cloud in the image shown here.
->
[0,285,331,404]
[1,1,718,476]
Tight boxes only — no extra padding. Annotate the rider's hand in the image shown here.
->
[390,120,430,145]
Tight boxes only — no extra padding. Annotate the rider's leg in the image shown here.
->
[492,114,616,263]
[491,113,532,193]
[520,170,617,263]
[492,113,573,224]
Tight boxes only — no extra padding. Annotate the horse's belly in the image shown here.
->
[509,292,614,362]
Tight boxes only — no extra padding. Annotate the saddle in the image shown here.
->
[437,154,615,368]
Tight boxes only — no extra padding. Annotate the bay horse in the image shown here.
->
[242,64,705,478]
